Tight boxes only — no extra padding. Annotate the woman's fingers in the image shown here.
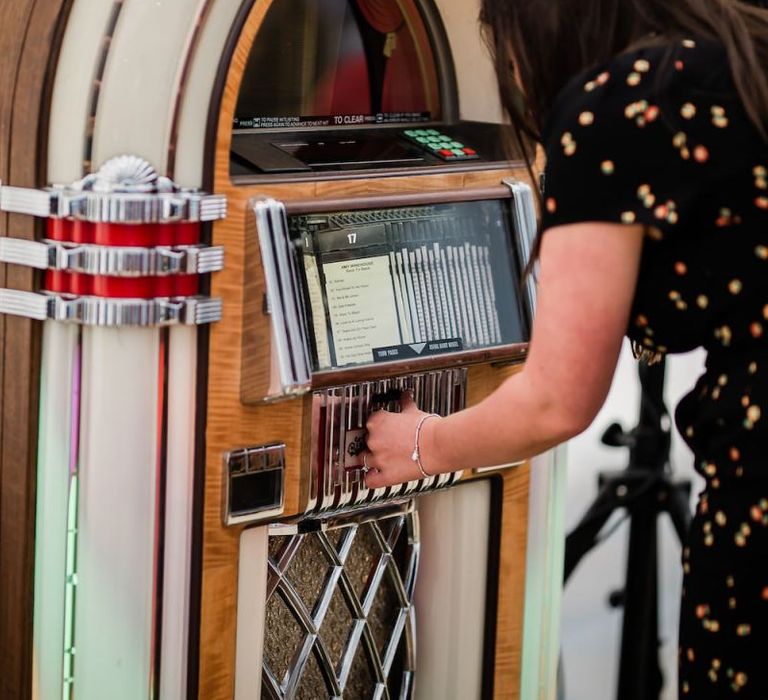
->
[399,390,417,413]
[363,395,430,488]
[362,451,415,489]
[363,466,386,490]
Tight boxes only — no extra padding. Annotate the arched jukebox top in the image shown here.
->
[235,0,445,130]
[228,0,510,179]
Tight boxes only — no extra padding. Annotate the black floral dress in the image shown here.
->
[541,39,768,698]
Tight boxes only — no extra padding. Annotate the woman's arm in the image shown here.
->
[363,222,645,488]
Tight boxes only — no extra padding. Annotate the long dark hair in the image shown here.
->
[481,0,768,149]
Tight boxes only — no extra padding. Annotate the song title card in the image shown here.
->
[323,256,401,366]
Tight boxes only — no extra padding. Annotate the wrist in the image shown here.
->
[419,414,448,476]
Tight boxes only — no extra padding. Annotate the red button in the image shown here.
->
[463,148,477,155]
[439,149,454,157]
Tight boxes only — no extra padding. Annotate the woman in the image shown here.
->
[363,0,768,696]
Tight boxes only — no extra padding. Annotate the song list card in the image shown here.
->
[323,256,401,366]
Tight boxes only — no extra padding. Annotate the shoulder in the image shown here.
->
[542,38,733,149]
[540,39,747,232]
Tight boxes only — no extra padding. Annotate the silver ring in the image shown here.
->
[362,453,371,474]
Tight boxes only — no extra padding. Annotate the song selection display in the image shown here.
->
[290,200,527,370]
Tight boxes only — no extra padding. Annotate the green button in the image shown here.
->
[450,142,465,149]
[405,130,419,137]
[426,129,440,135]
[453,149,466,156]
[416,136,430,144]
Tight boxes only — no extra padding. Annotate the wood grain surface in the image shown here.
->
[466,364,530,699]
[494,465,532,699]
[0,1,74,698]
[198,2,537,698]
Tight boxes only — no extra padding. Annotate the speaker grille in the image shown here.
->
[262,512,418,699]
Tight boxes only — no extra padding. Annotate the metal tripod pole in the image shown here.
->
[563,360,692,700]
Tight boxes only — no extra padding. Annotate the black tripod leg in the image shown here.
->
[564,482,623,583]
[617,491,663,700]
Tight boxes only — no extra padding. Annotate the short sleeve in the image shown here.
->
[540,41,739,235]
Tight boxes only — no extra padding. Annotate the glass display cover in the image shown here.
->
[235,0,442,129]
[291,200,528,370]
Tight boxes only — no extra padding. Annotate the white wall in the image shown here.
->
[433,0,505,123]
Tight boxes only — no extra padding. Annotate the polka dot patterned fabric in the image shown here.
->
[541,39,768,698]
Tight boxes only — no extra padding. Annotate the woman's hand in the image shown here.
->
[363,393,446,489]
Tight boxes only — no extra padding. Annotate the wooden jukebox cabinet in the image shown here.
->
[0,1,564,699]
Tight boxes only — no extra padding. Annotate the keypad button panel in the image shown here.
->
[401,129,481,161]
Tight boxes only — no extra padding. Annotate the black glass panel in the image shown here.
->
[235,0,441,129]
[290,200,528,370]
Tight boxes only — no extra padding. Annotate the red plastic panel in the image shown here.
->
[42,221,202,298]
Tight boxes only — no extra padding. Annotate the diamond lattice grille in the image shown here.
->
[262,512,418,699]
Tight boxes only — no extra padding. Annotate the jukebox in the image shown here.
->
[0,0,565,699]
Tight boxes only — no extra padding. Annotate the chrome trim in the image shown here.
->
[0,184,54,217]
[502,178,539,317]
[0,156,227,223]
[474,460,526,475]
[223,444,286,526]
[0,238,224,276]
[0,238,50,269]
[193,245,226,274]
[251,197,312,401]
[0,289,50,320]
[0,186,227,224]
[51,190,227,224]
[54,296,223,327]
[197,194,229,222]
[187,297,224,326]
[0,292,222,326]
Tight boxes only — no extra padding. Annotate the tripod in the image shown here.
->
[563,360,693,700]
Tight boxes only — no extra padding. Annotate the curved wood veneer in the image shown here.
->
[200,1,533,697]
